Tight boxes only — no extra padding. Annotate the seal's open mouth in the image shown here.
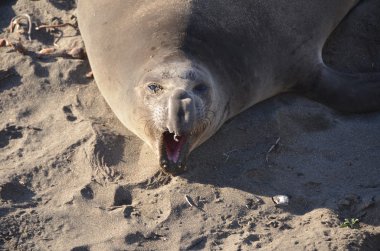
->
[159,131,189,174]
[163,131,186,163]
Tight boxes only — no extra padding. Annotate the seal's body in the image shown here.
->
[78,0,380,174]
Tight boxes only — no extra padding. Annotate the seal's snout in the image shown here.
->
[158,89,195,174]
[166,89,195,136]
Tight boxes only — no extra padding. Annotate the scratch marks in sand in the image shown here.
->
[88,124,126,184]
[135,171,172,190]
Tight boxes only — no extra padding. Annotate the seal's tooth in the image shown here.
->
[174,133,180,142]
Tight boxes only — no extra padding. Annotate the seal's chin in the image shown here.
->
[159,131,189,175]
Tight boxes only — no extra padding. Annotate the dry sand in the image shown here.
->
[1,0,380,250]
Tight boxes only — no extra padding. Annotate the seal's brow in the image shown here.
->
[179,70,197,81]
[161,71,171,79]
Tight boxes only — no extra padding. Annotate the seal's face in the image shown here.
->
[135,61,217,174]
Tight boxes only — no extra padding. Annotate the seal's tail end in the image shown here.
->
[303,65,380,113]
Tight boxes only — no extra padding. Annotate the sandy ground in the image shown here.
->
[1,0,380,250]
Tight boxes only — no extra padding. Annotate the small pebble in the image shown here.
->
[272,195,289,205]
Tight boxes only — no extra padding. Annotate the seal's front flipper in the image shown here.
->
[303,64,380,113]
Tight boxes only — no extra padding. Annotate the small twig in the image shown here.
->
[36,49,66,58]
[1,38,29,54]
[266,137,280,162]
[35,22,76,46]
[8,40,28,54]
[38,47,56,55]
[9,14,32,41]
[185,195,197,207]
[36,47,86,59]
[222,149,238,163]
[35,22,75,30]
[106,205,124,211]
[26,125,42,131]
[53,30,63,46]
[185,195,205,212]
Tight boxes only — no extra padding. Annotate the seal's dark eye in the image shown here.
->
[193,83,208,93]
[147,83,162,94]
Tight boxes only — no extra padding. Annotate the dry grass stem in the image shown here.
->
[9,40,28,54]
[223,149,238,163]
[9,14,32,41]
[185,195,197,207]
[185,195,205,211]
[266,137,280,162]
[38,47,56,55]
[35,22,75,30]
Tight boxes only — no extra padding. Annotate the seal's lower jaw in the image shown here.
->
[159,131,190,175]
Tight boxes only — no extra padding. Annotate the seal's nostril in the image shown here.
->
[179,92,189,100]
[177,109,185,118]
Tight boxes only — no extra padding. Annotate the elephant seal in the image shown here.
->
[77,0,380,174]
